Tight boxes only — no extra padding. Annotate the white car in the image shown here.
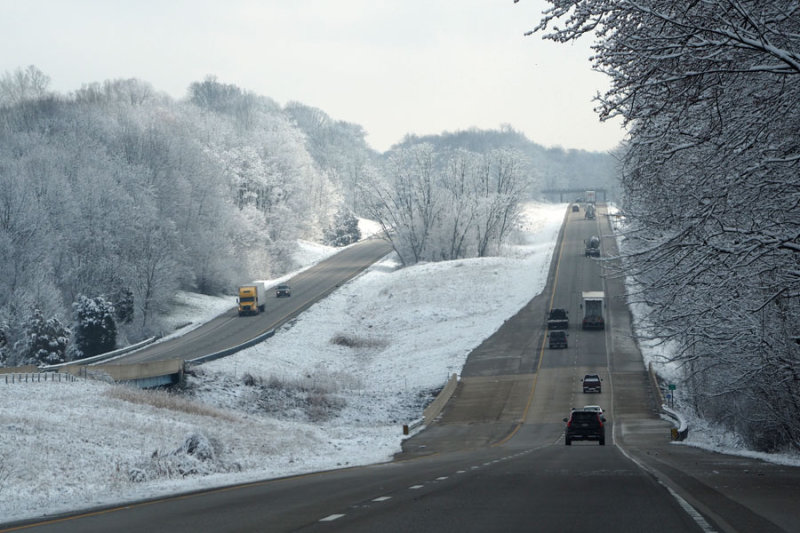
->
[583,405,604,416]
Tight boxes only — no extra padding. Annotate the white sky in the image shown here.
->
[0,0,625,153]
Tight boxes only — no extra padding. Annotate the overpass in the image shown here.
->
[541,187,609,202]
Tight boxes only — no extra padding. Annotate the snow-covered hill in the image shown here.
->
[0,203,566,523]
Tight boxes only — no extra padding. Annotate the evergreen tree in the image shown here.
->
[113,287,134,325]
[14,308,70,366]
[323,209,361,247]
[72,295,117,359]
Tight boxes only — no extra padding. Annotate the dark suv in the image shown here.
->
[564,409,606,445]
[549,330,568,349]
[582,374,602,393]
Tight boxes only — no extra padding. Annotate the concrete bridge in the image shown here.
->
[541,188,609,202]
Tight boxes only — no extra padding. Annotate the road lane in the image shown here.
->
[105,238,393,365]
[9,205,800,532]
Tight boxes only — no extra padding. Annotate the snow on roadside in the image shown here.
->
[156,240,341,343]
[608,204,800,467]
[0,202,566,524]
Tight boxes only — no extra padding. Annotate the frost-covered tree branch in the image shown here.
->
[527,0,800,451]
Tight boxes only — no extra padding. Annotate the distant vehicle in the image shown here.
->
[585,190,596,204]
[275,284,291,298]
[547,308,569,329]
[237,283,267,316]
[564,408,606,445]
[549,330,568,349]
[582,374,603,393]
[585,204,596,220]
[581,291,605,330]
[585,235,601,257]
[571,204,580,212]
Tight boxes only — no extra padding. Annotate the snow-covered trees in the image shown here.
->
[0,65,50,107]
[71,295,116,359]
[362,144,528,265]
[0,70,335,363]
[13,308,70,366]
[324,209,361,247]
[533,0,800,451]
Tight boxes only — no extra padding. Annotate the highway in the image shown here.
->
[8,206,800,533]
[105,238,393,365]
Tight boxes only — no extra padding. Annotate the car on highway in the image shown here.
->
[275,284,291,297]
[582,374,602,393]
[564,408,606,445]
[571,204,580,212]
[549,330,568,349]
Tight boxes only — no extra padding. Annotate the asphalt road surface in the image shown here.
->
[7,206,800,533]
[105,238,393,365]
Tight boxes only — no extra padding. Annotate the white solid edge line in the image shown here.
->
[616,444,718,533]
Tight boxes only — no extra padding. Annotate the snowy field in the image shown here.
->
[0,203,566,524]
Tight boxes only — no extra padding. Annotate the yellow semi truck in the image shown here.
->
[237,283,267,316]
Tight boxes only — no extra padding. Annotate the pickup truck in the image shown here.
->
[547,308,569,329]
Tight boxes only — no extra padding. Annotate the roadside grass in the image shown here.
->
[244,372,353,423]
[330,333,387,350]
[105,386,239,422]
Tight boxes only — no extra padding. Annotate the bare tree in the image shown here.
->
[0,65,50,107]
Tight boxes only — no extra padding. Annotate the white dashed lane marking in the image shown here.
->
[319,450,541,525]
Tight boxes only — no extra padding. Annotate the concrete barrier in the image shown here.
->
[423,373,459,425]
[0,365,38,374]
[95,359,184,382]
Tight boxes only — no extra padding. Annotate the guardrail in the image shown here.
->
[185,329,276,365]
[403,373,459,435]
[39,336,158,372]
[663,405,689,441]
[649,362,689,441]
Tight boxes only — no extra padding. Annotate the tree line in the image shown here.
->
[533,0,800,452]
[0,66,615,368]
[0,71,341,365]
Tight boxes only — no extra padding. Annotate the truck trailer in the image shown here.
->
[585,235,601,257]
[582,291,605,330]
[237,283,267,316]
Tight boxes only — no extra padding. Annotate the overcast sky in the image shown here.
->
[1,0,625,153]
